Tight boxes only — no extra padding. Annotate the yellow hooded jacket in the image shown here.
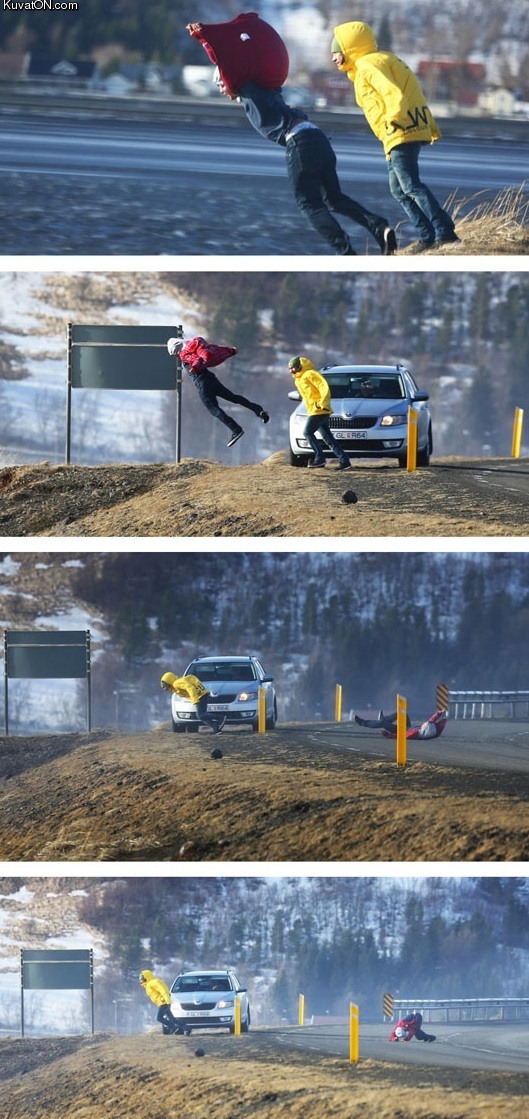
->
[161,672,209,704]
[140,970,172,1007]
[292,357,332,416]
[333,21,441,156]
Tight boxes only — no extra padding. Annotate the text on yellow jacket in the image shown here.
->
[333,21,441,157]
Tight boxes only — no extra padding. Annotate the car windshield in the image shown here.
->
[324,373,406,400]
[187,661,257,683]
[172,975,232,992]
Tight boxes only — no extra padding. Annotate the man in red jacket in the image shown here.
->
[167,335,269,448]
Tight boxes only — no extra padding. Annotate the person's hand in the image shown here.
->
[187,22,203,34]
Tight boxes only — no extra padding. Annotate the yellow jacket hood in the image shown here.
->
[140,970,154,985]
[333,21,377,78]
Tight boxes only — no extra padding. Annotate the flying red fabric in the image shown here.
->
[189,13,289,96]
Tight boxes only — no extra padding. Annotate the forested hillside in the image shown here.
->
[1,551,528,729]
[1,876,528,1031]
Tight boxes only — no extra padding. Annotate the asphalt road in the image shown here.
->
[290,719,529,774]
[274,1021,529,1073]
[1,113,527,254]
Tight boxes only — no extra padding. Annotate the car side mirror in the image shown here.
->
[288,390,301,401]
[261,675,274,682]
[412,391,429,401]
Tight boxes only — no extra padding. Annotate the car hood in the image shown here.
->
[294,398,407,416]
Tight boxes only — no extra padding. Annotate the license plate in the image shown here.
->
[207,704,229,712]
[189,1011,212,1017]
[340,430,368,439]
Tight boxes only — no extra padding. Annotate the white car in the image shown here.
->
[170,969,250,1033]
[288,363,432,467]
[170,654,277,733]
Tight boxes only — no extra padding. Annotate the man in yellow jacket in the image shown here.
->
[140,970,182,1034]
[289,356,351,469]
[161,671,225,733]
[331,21,459,252]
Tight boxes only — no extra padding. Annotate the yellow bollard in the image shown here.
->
[298,993,305,1026]
[258,686,266,734]
[407,407,418,472]
[512,407,524,458]
[349,1002,359,1064]
[234,996,241,1035]
[334,684,343,723]
[396,694,407,767]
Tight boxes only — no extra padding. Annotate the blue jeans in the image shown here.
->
[387,142,454,242]
[304,415,348,464]
[285,127,387,255]
[193,371,262,435]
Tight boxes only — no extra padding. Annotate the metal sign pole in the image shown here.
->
[86,630,91,732]
[66,322,72,464]
[4,631,8,735]
[20,950,25,1037]
[175,324,184,464]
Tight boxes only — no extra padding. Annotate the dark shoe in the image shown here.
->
[354,714,366,726]
[343,245,357,255]
[212,717,226,734]
[408,239,435,254]
[227,429,244,448]
[336,460,351,470]
[375,224,397,255]
[308,459,326,468]
[434,232,461,247]
[259,410,270,423]
[427,1035,436,1042]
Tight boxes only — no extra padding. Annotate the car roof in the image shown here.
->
[190,656,256,663]
[321,364,409,374]
[176,969,234,976]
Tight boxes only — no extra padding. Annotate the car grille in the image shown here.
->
[330,416,377,429]
[209,693,236,703]
[179,1001,217,1010]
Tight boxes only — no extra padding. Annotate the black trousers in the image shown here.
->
[285,127,386,255]
[193,370,263,434]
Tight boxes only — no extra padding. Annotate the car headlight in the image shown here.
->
[237,690,258,702]
[216,999,234,1009]
[380,414,406,427]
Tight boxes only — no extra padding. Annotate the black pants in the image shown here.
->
[157,1004,179,1034]
[193,370,263,434]
[285,127,386,255]
[196,692,223,731]
[356,711,411,733]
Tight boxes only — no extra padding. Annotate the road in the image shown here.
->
[288,718,529,774]
[0,113,527,254]
[275,1022,529,1073]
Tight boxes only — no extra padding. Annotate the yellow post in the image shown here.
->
[396,693,407,767]
[349,1002,359,1064]
[234,996,241,1035]
[258,686,266,734]
[334,684,343,723]
[512,407,524,458]
[407,407,418,472]
[298,993,305,1026]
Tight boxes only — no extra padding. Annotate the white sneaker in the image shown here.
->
[227,430,244,448]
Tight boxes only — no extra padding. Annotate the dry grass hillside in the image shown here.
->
[1,453,528,537]
[1,1031,529,1119]
[1,725,528,862]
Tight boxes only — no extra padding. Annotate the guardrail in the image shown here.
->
[449,690,529,719]
[1,84,529,140]
[393,997,529,1022]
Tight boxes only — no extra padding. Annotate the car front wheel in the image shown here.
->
[289,448,309,467]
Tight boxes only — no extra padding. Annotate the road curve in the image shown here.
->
[282,719,529,775]
[274,1022,529,1073]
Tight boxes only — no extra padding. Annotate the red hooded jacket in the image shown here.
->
[179,337,237,375]
[189,13,289,97]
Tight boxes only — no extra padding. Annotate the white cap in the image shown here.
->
[395,1026,406,1037]
[167,338,184,355]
